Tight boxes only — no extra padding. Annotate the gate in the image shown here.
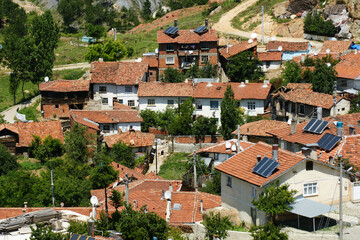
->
[352,182,360,202]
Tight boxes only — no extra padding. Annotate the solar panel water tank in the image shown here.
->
[252,157,280,178]
[303,119,329,134]
[317,133,341,151]
[164,26,179,35]
[194,25,207,33]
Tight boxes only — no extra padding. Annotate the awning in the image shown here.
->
[289,197,336,218]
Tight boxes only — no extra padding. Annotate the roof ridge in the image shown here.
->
[198,191,221,205]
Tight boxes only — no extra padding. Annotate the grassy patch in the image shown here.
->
[54,38,88,65]
[18,99,41,122]
[19,161,42,170]
[118,32,158,58]
[0,73,39,112]
[159,152,190,180]
[52,68,87,80]
[209,0,241,23]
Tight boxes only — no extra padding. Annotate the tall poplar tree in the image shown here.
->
[220,85,239,140]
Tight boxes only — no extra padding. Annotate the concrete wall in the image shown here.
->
[93,84,139,107]
[99,122,141,136]
[170,143,217,153]
[283,50,309,61]
[260,61,282,72]
[139,96,187,112]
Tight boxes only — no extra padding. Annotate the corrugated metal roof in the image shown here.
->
[289,197,336,218]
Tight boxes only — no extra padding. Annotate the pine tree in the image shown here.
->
[220,85,239,140]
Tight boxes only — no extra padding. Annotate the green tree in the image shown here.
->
[58,0,84,27]
[281,61,302,86]
[86,23,105,39]
[111,141,136,169]
[185,63,200,79]
[142,0,152,20]
[227,51,264,82]
[200,169,221,195]
[90,155,118,218]
[162,67,185,83]
[304,11,336,37]
[250,223,288,240]
[67,220,88,235]
[109,189,124,211]
[0,143,18,176]
[30,224,66,240]
[172,97,195,135]
[140,109,158,132]
[350,94,360,113]
[85,40,128,62]
[29,135,63,163]
[252,181,297,223]
[200,61,218,78]
[193,115,217,140]
[311,62,336,94]
[220,85,239,140]
[203,212,232,240]
[64,123,89,163]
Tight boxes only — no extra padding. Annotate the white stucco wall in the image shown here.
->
[138,96,188,112]
[331,99,351,116]
[195,98,221,121]
[260,61,282,72]
[239,99,265,116]
[99,122,141,136]
[93,84,139,107]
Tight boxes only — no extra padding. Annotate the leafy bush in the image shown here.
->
[0,143,18,175]
[203,212,232,240]
[67,220,88,235]
[29,135,63,163]
[250,223,288,240]
[200,170,221,195]
[304,12,336,37]
[19,161,42,170]
[202,2,219,17]
[111,141,136,169]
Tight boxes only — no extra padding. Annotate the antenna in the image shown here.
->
[90,196,98,206]
[278,46,283,51]
[164,190,171,200]
[44,76,49,82]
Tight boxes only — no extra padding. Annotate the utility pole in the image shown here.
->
[339,156,343,240]
[237,125,240,153]
[261,6,264,45]
[51,170,55,207]
[112,28,117,41]
[125,173,129,204]
[333,79,337,118]
[193,150,197,191]
[155,140,158,175]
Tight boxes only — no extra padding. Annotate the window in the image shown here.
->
[147,99,155,106]
[149,72,153,76]
[99,86,107,93]
[313,107,318,118]
[226,176,232,188]
[55,104,59,109]
[167,100,174,106]
[214,153,219,161]
[248,102,256,110]
[291,103,296,113]
[266,61,270,68]
[128,100,135,107]
[166,57,175,64]
[166,44,174,51]
[125,86,132,93]
[252,185,257,198]
[117,99,123,104]
[306,161,313,171]
[304,183,318,196]
[201,55,209,63]
[210,101,219,109]
[201,42,210,50]
[103,125,110,132]
[102,98,108,105]
[340,79,347,87]
[299,104,305,115]
[196,100,202,110]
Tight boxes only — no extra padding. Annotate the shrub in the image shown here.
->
[67,220,88,235]
[203,212,232,240]
[0,143,18,175]
[29,135,63,162]
[304,12,336,37]
[250,223,288,240]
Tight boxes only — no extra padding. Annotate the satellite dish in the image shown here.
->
[287,119,292,125]
[314,51,318,56]
[155,48,159,54]
[90,196,98,206]
[326,48,330,54]
[44,76,49,82]
[248,39,253,44]
[225,141,231,149]
[326,63,331,67]
[136,57,142,62]
[231,144,237,152]
[278,46,283,51]
[250,33,257,39]
[271,36,276,41]
[164,190,171,200]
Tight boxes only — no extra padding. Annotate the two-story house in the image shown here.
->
[90,61,149,108]
[335,52,360,91]
[266,41,311,61]
[157,20,219,75]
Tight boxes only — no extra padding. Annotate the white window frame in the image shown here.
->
[167,100,174,106]
[226,175,232,188]
[147,99,155,106]
[125,86,132,93]
[304,182,318,196]
[102,98,108,105]
[99,86,107,94]
[128,100,135,107]
[201,55,209,63]
[248,101,256,110]
[252,185,257,198]
[210,100,219,110]
[166,57,175,64]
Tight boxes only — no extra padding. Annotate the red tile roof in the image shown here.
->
[70,113,100,131]
[0,121,64,147]
[157,29,218,44]
[196,139,254,155]
[69,110,143,124]
[39,79,90,92]
[219,40,257,59]
[193,82,272,100]
[138,82,194,97]
[257,51,282,61]
[110,162,162,182]
[292,53,340,63]
[90,61,148,85]
[335,52,360,79]
[266,41,310,52]
[232,120,289,137]
[286,83,313,90]
[320,40,352,54]
[215,142,306,186]
[142,55,159,68]
[104,130,155,148]
[113,102,133,110]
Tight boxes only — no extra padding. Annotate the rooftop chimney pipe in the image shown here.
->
[169,184,173,192]
[205,19,208,27]
[174,19,178,27]
[290,119,296,135]
[272,144,279,161]
[200,199,204,213]
[337,121,343,137]
[317,107,322,120]
[257,155,262,163]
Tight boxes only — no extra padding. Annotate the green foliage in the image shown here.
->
[67,220,88,235]
[202,2,219,17]
[281,61,303,86]
[304,11,336,37]
[111,141,136,169]
[200,170,221,195]
[19,161,42,170]
[29,135,63,163]
[140,109,158,132]
[53,69,86,80]
[86,23,105,39]
[159,153,189,180]
[203,212,232,240]
[168,227,189,240]
[142,0,152,20]
[30,224,67,240]
[193,116,218,139]
[109,189,124,211]
[350,94,360,113]
[250,223,288,240]
[64,123,89,163]
[17,99,41,122]
[252,181,296,223]
[58,0,84,27]
[227,51,264,82]
[85,40,128,62]
[220,85,240,140]
[200,61,218,78]
[166,0,208,10]
[0,143,18,176]
[172,97,195,135]
[162,67,185,83]
[311,63,337,94]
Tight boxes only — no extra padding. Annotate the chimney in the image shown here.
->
[169,184,173,192]
[257,155,262,163]
[245,80,249,83]
[226,37,229,53]
[337,121,343,137]
[200,199,204,213]
[349,125,356,135]
[357,120,360,130]
[240,82,245,87]
[290,119,296,135]
[317,107,322,120]
[161,190,165,200]
[329,155,334,165]
[133,200,137,209]
[88,219,95,237]
[205,19,208,27]
[99,58,103,62]
[166,197,171,222]
[306,143,318,160]
[174,19,178,27]
[272,144,278,161]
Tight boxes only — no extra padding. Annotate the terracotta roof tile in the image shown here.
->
[232,120,289,137]
[196,139,254,155]
[157,29,218,44]
[70,113,100,131]
[335,52,360,79]
[193,82,272,100]
[320,40,352,54]
[90,61,148,85]
[0,121,64,147]
[69,110,143,124]
[257,51,282,61]
[142,55,159,68]
[215,142,306,187]
[219,40,257,59]
[39,79,90,92]
[292,53,340,63]
[104,131,155,148]
[266,41,310,52]
[138,82,194,97]
[286,83,313,90]
[112,102,133,110]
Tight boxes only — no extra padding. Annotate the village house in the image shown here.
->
[215,142,351,226]
[157,20,218,74]
[142,54,159,82]
[266,41,311,61]
[90,61,149,109]
[271,83,350,122]
[257,51,282,72]
[39,79,90,119]
[69,110,142,136]
[320,40,352,55]
[0,121,64,154]
[335,52,360,91]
